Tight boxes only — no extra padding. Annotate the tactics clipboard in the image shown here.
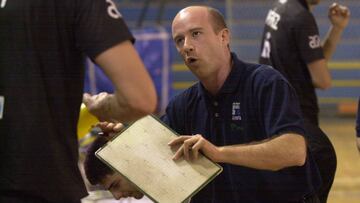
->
[95,115,222,203]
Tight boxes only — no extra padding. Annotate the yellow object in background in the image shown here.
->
[77,103,99,141]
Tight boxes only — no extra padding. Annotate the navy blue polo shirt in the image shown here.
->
[161,53,320,203]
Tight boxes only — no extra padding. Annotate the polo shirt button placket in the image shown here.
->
[213,100,221,145]
[213,101,219,118]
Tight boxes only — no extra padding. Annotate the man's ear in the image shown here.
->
[220,28,230,46]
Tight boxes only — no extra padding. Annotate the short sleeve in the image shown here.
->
[293,11,324,64]
[75,0,134,59]
[255,68,306,137]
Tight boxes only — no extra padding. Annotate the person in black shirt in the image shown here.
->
[259,0,350,202]
[0,0,157,202]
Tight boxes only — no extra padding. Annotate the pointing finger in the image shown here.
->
[168,136,192,146]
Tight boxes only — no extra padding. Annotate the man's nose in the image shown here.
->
[183,38,194,52]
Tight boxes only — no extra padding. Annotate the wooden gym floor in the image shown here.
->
[321,115,360,203]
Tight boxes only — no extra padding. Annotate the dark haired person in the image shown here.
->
[84,123,144,200]
[259,1,350,202]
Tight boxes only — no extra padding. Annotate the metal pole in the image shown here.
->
[225,0,233,31]
[157,0,167,25]
[137,0,151,28]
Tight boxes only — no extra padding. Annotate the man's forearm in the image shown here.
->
[103,92,153,123]
[216,134,307,171]
[322,25,344,61]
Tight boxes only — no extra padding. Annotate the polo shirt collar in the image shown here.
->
[198,52,245,98]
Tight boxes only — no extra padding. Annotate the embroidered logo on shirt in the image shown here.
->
[232,102,241,121]
[265,9,281,30]
[308,35,321,49]
[106,0,122,19]
[0,96,4,120]
[231,123,243,132]
[1,0,7,8]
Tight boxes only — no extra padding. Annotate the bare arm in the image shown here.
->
[307,59,331,90]
[307,4,350,90]
[308,3,350,89]
[83,41,157,123]
[169,133,306,171]
[322,3,350,60]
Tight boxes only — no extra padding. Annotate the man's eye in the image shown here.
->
[176,38,184,45]
[193,31,200,37]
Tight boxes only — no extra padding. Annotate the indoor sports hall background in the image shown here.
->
[81,0,359,202]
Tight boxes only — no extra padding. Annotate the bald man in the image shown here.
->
[85,6,322,203]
